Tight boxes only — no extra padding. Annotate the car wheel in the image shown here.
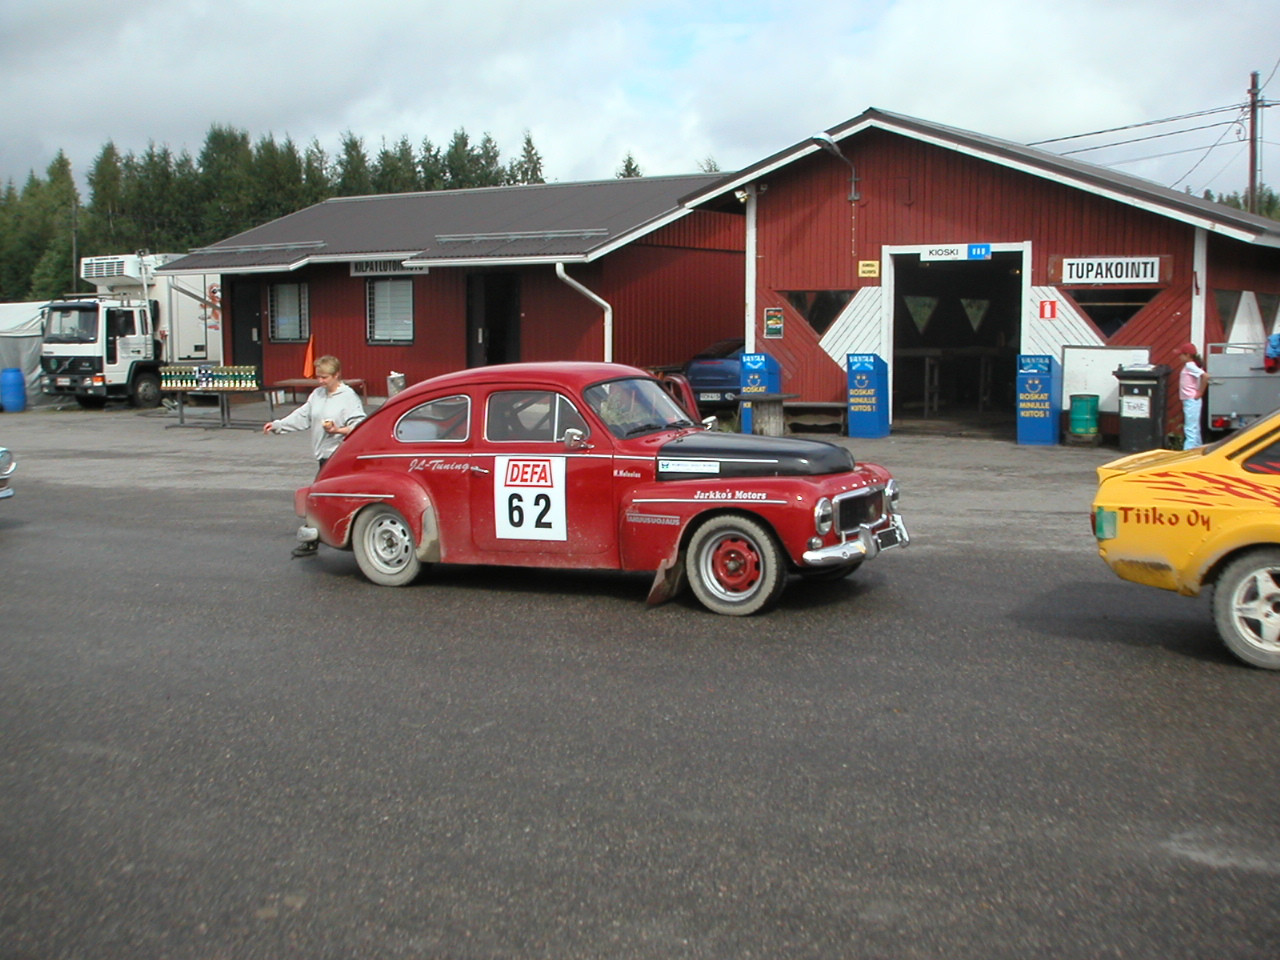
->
[687,514,786,616]
[800,560,862,582]
[1213,549,1280,669]
[352,506,422,587]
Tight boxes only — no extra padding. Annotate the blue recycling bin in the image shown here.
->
[846,354,889,438]
[1016,354,1062,445]
[738,352,780,434]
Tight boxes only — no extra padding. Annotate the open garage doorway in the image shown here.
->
[890,250,1024,434]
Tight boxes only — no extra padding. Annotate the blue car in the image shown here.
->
[683,339,745,408]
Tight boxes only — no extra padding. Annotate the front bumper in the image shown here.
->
[802,513,910,566]
[43,375,107,397]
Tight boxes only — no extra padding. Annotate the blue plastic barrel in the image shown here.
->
[0,368,25,413]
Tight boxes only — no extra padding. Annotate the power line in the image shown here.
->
[1261,53,1280,91]
[1056,119,1244,156]
[1027,105,1243,145]
[1099,142,1244,165]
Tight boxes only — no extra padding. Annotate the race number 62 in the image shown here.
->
[494,456,567,541]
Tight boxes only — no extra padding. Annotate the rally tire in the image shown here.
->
[1213,549,1280,670]
[686,514,786,616]
[352,505,423,587]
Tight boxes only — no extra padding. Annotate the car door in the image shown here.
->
[469,387,618,566]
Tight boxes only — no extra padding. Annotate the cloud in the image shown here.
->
[0,0,1276,199]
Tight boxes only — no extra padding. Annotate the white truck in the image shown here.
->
[40,253,222,408]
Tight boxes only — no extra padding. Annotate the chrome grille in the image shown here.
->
[836,488,885,531]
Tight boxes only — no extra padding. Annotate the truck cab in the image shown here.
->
[41,297,162,408]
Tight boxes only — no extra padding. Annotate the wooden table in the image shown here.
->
[272,378,368,402]
[739,392,799,436]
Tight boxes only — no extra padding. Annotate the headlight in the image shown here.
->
[0,449,12,476]
[814,497,833,535]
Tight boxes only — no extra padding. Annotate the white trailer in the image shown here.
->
[1206,342,1280,432]
[40,254,223,407]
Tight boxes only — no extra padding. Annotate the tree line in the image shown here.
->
[0,125,656,303]
[2,119,1271,305]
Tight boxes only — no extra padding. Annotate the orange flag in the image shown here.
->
[302,335,315,378]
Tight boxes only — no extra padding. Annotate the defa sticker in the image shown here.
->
[494,456,567,541]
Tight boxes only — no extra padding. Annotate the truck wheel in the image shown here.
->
[129,372,161,408]
[1213,549,1280,669]
[352,505,422,587]
[687,514,786,616]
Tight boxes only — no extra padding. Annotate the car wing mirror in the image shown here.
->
[563,428,593,450]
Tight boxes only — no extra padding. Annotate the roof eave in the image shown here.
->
[402,253,592,269]
[683,110,1280,247]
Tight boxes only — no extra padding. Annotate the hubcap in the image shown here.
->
[705,534,761,597]
[368,515,412,572]
[1232,567,1280,652]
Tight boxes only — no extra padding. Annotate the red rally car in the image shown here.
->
[295,362,909,615]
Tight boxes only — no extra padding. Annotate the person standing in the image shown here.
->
[1177,342,1208,450]
[263,355,366,557]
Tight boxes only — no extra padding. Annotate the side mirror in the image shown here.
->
[563,428,592,450]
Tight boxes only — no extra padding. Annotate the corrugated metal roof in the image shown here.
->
[159,174,723,274]
[682,107,1280,248]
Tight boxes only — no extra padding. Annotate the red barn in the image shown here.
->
[684,109,1280,435]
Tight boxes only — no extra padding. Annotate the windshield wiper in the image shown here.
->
[622,421,668,437]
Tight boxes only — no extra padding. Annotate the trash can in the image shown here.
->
[1069,394,1099,436]
[386,371,407,397]
[1114,363,1170,452]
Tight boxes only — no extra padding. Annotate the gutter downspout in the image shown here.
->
[556,262,613,362]
[1191,227,1207,351]
[743,184,758,353]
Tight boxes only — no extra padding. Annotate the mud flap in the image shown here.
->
[646,552,686,606]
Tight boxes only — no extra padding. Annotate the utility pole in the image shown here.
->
[1248,70,1260,214]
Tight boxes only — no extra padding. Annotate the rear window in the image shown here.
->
[394,395,470,442]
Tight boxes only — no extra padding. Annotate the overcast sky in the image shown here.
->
[2,0,1277,200]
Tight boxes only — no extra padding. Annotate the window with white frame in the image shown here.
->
[268,283,309,342]
[367,278,414,343]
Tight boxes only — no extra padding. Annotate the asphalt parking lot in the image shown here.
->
[3,399,1279,960]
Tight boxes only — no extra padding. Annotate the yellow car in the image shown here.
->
[1093,408,1280,670]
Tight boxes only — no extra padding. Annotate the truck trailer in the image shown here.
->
[40,253,222,408]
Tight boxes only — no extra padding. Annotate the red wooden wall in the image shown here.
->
[748,128,1276,408]
[240,209,744,394]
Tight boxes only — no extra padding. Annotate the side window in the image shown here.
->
[106,308,136,338]
[268,283,310,342]
[1242,437,1280,474]
[394,395,470,442]
[487,391,588,442]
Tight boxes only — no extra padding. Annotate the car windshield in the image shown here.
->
[43,305,98,344]
[584,377,696,438]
